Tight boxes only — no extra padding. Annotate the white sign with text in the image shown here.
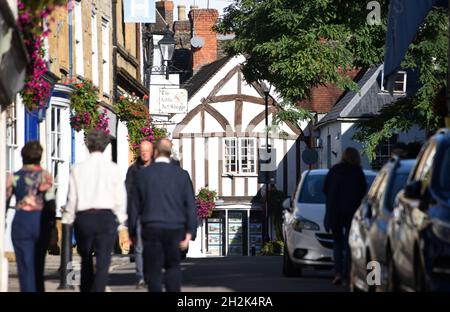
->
[159,88,188,114]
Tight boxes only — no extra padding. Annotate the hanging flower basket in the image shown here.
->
[18,0,66,111]
[196,187,218,220]
[68,80,109,134]
[115,94,167,154]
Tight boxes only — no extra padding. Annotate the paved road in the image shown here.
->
[109,256,346,292]
[8,255,346,292]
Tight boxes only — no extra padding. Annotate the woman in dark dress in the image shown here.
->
[6,141,55,292]
[323,147,367,285]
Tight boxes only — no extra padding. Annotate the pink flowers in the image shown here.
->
[95,109,110,134]
[18,1,63,111]
[196,188,217,219]
[196,200,215,219]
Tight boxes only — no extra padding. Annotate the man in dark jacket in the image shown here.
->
[323,147,367,286]
[125,140,153,288]
[130,138,197,292]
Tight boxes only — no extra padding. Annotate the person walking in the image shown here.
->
[62,130,127,292]
[125,140,153,288]
[129,138,197,292]
[323,147,367,286]
[6,141,56,292]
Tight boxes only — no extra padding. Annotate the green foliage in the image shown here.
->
[197,187,218,203]
[354,9,448,159]
[217,1,448,159]
[115,94,167,154]
[270,101,314,136]
[69,80,101,131]
[216,0,389,102]
[259,240,284,256]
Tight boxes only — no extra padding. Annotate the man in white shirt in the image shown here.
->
[62,130,127,292]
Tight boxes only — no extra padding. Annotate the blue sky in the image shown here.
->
[172,0,234,19]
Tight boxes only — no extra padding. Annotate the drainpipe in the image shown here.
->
[59,0,74,290]
[112,0,118,101]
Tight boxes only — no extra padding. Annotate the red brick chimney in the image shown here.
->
[156,0,174,30]
[189,9,219,71]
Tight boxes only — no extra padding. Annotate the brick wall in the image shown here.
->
[189,9,219,71]
[156,0,174,30]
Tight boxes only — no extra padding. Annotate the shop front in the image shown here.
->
[188,200,264,257]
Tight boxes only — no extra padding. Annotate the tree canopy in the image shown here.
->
[216,0,448,159]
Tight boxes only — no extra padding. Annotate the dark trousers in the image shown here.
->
[332,224,351,279]
[74,210,117,292]
[12,210,42,292]
[142,226,184,292]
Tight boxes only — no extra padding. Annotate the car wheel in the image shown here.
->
[387,251,399,292]
[283,243,302,277]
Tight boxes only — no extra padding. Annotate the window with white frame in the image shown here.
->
[50,105,65,201]
[240,138,256,173]
[224,138,237,174]
[381,70,407,93]
[223,138,257,174]
[102,17,110,95]
[91,7,99,86]
[6,101,18,175]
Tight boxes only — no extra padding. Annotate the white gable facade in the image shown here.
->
[165,55,309,257]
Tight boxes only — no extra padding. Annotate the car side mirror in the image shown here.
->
[404,181,422,200]
[282,197,292,211]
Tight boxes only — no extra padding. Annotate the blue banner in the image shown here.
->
[123,0,155,23]
[383,0,448,79]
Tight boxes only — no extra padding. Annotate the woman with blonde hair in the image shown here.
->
[323,147,367,286]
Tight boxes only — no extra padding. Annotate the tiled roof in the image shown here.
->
[182,57,231,99]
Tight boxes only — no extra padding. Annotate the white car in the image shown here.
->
[282,169,376,277]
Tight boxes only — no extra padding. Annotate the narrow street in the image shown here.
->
[8,255,345,292]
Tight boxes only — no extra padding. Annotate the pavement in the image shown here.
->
[7,255,346,292]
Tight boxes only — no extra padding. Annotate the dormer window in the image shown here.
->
[381,70,407,93]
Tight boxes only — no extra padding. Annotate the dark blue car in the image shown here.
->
[349,157,415,291]
[388,128,450,291]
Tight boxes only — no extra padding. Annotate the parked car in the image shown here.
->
[282,169,376,277]
[387,129,450,291]
[349,157,415,291]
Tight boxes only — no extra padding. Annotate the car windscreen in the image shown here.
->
[387,173,409,210]
[298,174,326,204]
